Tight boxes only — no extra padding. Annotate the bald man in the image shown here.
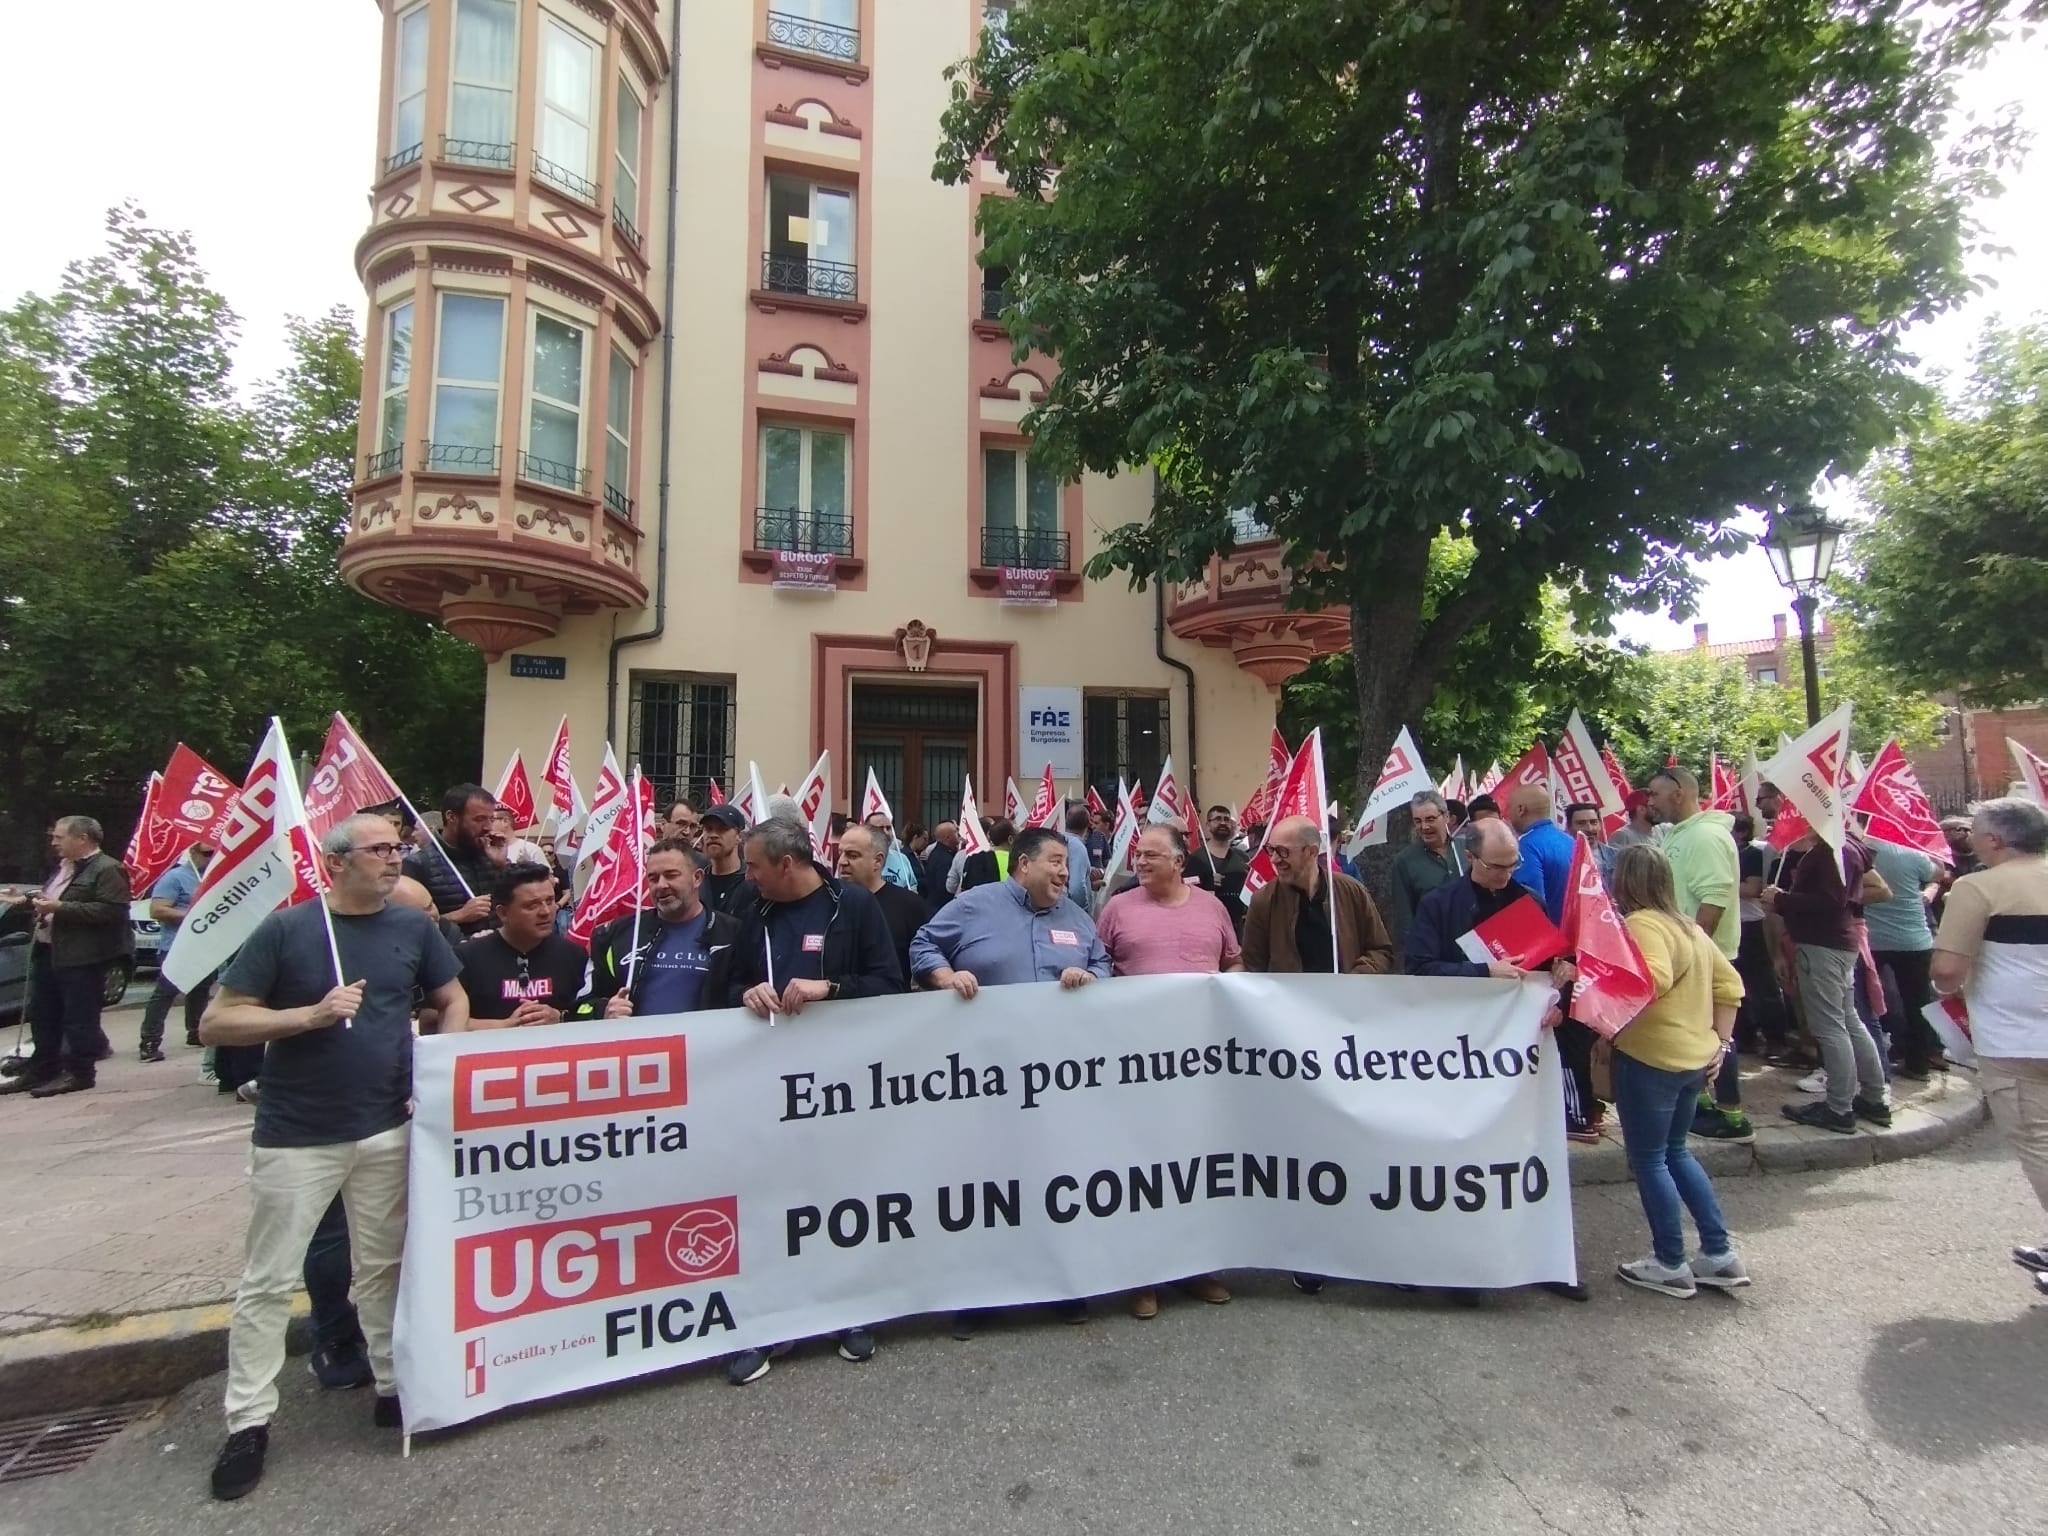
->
[1242,816,1394,975]
[1506,784,1576,926]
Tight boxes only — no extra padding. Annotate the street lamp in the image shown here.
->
[1763,502,1846,726]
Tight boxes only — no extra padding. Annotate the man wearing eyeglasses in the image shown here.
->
[449,863,588,1029]
[200,813,467,1501]
[1243,816,1396,977]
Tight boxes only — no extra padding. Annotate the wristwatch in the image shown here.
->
[826,981,843,1001]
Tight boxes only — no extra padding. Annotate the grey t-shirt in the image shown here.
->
[221,900,460,1149]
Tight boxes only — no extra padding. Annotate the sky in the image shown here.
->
[2,4,2040,658]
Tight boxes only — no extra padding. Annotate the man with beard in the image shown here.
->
[1189,804,1252,925]
[577,840,740,1019]
[401,784,498,935]
[138,837,217,1060]
[451,863,589,1028]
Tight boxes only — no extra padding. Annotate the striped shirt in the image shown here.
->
[1935,856,2048,1059]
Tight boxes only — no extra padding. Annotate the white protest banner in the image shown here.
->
[395,973,1570,1434]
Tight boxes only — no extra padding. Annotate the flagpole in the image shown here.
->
[1317,732,1339,976]
[625,768,646,999]
[278,719,349,1001]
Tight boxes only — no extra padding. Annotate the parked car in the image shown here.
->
[131,898,162,973]
[0,923,138,1021]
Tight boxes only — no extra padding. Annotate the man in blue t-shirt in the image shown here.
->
[137,839,216,1060]
[576,840,740,1019]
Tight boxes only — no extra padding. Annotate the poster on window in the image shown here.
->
[770,551,837,591]
[998,567,1058,607]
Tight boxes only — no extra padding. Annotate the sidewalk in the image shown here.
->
[0,1011,1986,1413]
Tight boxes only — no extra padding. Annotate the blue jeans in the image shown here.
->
[304,1194,363,1352]
[1613,1052,1732,1269]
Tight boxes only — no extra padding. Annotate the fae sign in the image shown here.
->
[1019,687,1083,779]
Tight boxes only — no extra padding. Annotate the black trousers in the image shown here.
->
[1734,921,1790,1046]
[1873,947,1938,1069]
[1554,1017,1600,1125]
[27,946,107,1084]
[139,971,214,1050]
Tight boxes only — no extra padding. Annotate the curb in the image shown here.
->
[1565,1073,1988,1185]
[0,1077,1989,1420]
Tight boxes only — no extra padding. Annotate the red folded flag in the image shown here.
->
[494,750,537,830]
[303,712,406,843]
[1851,738,1949,864]
[1560,832,1655,1037]
[1455,893,1567,970]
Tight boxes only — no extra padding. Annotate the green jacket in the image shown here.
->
[1661,810,1741,959]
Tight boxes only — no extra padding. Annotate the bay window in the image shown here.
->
[374,301,413,468]
[614,77,644,244]
[449,0,516,164]
[429,293,504,468]
[525,311,586,489]
[605,347,634,515]
[389,6,427,167]
[536,17,598,200]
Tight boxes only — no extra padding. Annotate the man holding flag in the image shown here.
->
[1243,817,1395,978]
[401,784,498,934]
[136,838,217,1061]
[200,811,466,1501]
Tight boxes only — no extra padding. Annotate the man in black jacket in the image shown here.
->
[576,841,740,1019]
[720,815,901,1384]
[400,784,498,935]
[836,823,930,988]
[1,816,133,1098]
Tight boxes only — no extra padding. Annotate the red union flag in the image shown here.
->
[1851,738,1948,864]
[1761,702,1854,850]
[705,777,725,806]
[162,718,324,991]
[494,751,537,830]
[1029,762,1060,829]
[304,713,405,843]
[1708,753,1739,812]
[574,746,630,886]
[1600,744,1635,835]
[158,743,241,843]
[1241,729,1329,906]
[1085,784,1109,821]
[121,774,168,893]
[1552,710,1621,818]
[542,716,587,837]
[1561,832,1654,1037]
[570,766,645,946]
[1241,727,1290,828]
[1500,741,1551,797]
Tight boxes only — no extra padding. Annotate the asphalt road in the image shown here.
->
[5,1127,2044,1536]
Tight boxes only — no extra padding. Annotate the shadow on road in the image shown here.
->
[1860,1306,2048,1461]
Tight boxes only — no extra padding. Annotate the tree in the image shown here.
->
[1844,319,2048,707]
[936,0,2010,813]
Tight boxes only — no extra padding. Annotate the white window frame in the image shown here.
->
[759,423,850,515]
[982,445,1058,530]
[378,301,414,454]
[429,291,505,455]
[522,306,588,484]
[449,0,517,157]
[537,14,599,190]
[390,5,429,160]
[614,74,643,225]
[605,346,634,510]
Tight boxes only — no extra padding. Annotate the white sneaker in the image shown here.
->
[1796,1069,1828,1095]
[1617,1257,1697,1298]
[1688,1250,1752,1290]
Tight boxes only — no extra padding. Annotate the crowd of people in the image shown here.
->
[3,767,2045,1503]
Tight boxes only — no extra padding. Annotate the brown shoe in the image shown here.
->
[1179,1275,1232,1305]
[28,1071,91,1098]
[1127,1289,1159,1319]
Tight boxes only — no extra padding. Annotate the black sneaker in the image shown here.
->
[0,1074,50,1096]
[1543,1281,1591,1302]
[209,1426,268,1501]
[372,1393,401,1428]
[837,1328,876,1363]
[185,1030,201,1047]
[1049,1299,1088,1324]
[726,1348,773,1385]
[140,1045,165,1063]
[1851,1095,1893,1128]
[1291,1274,1325,1295]
[310,1340,374,1390]
[28,1072,92,1098]
[1782,1101,1857,1134]
[950,1310,980,1340]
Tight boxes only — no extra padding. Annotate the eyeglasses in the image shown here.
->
[349,842,405,859]
[1476,856,1520,872]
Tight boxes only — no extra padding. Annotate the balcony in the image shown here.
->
[612,201,643,252]
[439,135,514,171]
[761,251,858,303]
[422,440,500,474]
[980,286,1009,321]
[765,10,860,64]
[532,150,599,208]
[382,142,423,178]
[980,525,1068,570]
[1165,534,1349,688]
[604,482,634,520]
[754,507,852,555]
[518,451,590,496]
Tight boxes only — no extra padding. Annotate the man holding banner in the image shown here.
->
[201,813,466,1502]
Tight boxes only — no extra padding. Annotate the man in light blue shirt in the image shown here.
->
[864,812,922,892]
[908,826,1109,994]
[1864,833,1943,1076]
[138,841,215,1062]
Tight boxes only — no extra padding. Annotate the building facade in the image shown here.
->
[340,0,1341,826]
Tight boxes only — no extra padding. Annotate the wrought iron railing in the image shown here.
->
[440,135,513,170]
[364,443,405,479]
[980,285,1009,320]
[383,142,423,176]
[532,150,599,205]
[760,250,858,302]
[421,440,499,473]
[765,9,860,62]
[519,451,588,493]
[603,482,635,520]
[981,525,1070,570]
[756,507,853,556]
[612,201,642,250]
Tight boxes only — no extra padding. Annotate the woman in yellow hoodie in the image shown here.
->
[1609,846,1753,1298]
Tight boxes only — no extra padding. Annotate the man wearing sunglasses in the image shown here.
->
[449,863,589,1029]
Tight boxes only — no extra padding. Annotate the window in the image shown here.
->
[374,301,413,466]
[980,263,1009,321]
[604,347,634,516]
[765,0,859,63]
[536,18,598,200]
[449,0,516,164]
[1755,667,1778,686]
[764,175,856,300]
[523,311,585,489]
[981,445,1063,567]
[758,422,851,553]
[630,673,736,812]
[614,75,643,242]
[390,6,428,167]
[1084,692,1170,806]
[429,293,504,468]
[983,1,1015,39]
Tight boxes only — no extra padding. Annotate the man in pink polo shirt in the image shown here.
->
[1097,822,1243,1318]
